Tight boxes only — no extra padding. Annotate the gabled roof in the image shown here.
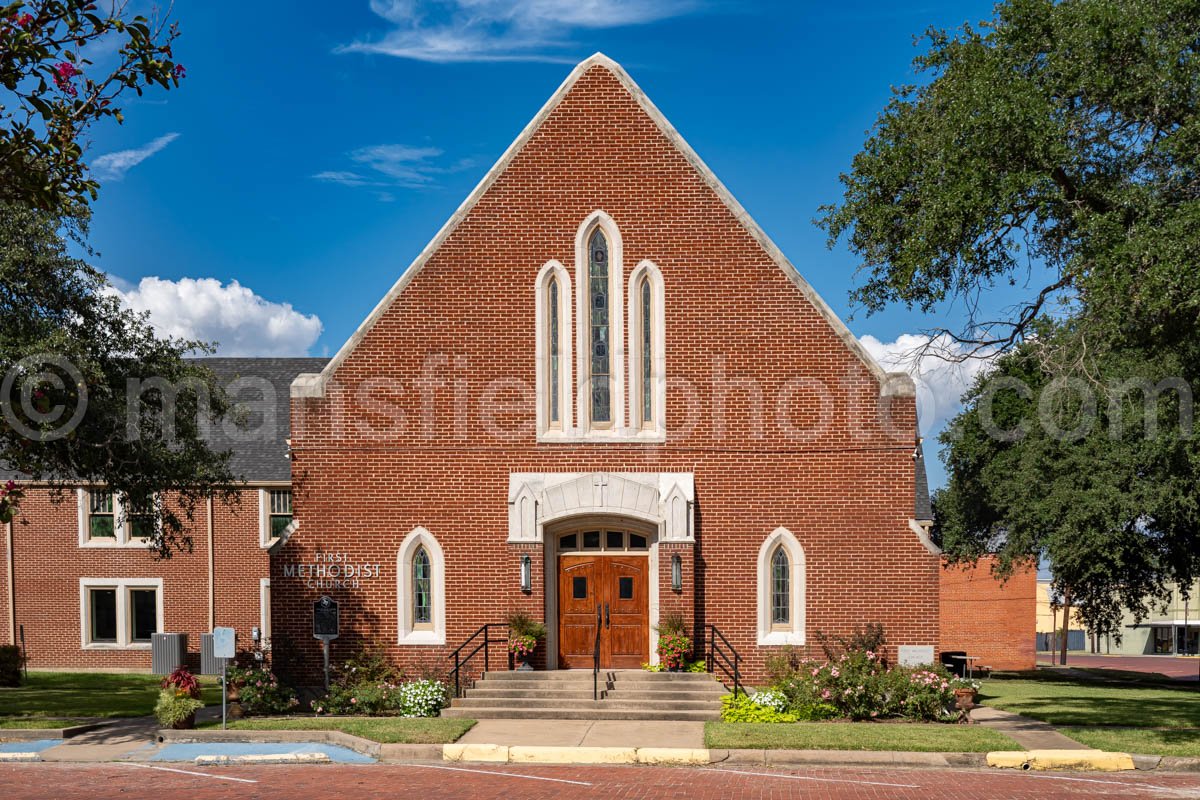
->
[293,53,913,400]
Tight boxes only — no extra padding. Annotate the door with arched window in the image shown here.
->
[556,527,650,668]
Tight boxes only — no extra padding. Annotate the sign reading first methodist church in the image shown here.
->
[282,551,382,590]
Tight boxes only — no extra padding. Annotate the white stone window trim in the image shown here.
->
[397,527,446,645]
[574,210,626,436]
[627,259,666,440]
[78,577,163,650]
[259,578,272,650]
[535,259,575,441]
[757,527,806,646]
[258,488,294,549]
[76,488,155,548]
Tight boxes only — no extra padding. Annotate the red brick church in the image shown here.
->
[1,55,1033,684]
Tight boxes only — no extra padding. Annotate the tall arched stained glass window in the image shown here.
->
[770,546,790,626]
[640,275,652,427]
[413,546,432,627]
[588,229,611,425]
[548,276,561,426]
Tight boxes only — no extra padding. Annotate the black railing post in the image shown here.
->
[454,650,461,698]
[484,624,490,674]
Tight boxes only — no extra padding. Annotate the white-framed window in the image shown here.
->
[574,211,625,436]
[258,488,294,547]
[79,578,163,649]
[397,527,445,645]
[77,489,155,548]
[627,260,665,438]
[535,260,574,438]
[757,527,805,645]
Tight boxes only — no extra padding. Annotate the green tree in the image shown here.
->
[1,0,184,214]
[933,330,1200,641]
[1,205,237,556]
[819,0,1200,361]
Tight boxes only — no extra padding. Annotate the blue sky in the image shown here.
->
[81,0,1015,486]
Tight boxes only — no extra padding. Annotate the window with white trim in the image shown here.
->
[535,260,573,438]
[574,212,625,436]
[78,489,154,547]
[79,578,163,648]
[259,488,294,547]
[757,528,805,645]
[627,260,665,436]
[587,228,613,427]
[397,527,445,645]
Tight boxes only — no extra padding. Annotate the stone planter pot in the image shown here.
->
[228,701,246,719]
[171,711,196,730]
[953,688,978,723]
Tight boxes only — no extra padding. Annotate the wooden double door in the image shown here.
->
[558,555,649,669]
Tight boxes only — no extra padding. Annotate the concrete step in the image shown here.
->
[465,687,724,701]
[605,680,726,693]
[441,707,720,721]
[451,698,721,711]
[479,670,721,683]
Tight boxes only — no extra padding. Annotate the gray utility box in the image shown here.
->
[150,633,188,675]
[200,633,233,676]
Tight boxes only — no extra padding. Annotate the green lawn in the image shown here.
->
[1059,727,1200,758]
[0,672,220,721]
[0,717,92,729]
[979,675,1200,728]
[704,722,1021,752]
[199,716,477,744]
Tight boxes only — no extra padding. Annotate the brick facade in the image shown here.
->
[272,56,944,687]
[939,558,1037,671]
[2,487,269,670]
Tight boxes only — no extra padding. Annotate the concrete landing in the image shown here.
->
[456,719,705,749]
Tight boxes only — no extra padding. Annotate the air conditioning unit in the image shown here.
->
[150,633,188,675]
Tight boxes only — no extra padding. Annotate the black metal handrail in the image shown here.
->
[447,623,509,698]
[592,603,602,701]
[705,624,743,697]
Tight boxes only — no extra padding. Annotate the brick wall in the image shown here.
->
[5,487,269,670]
[275,62,940,687]
[938,557,1036,671]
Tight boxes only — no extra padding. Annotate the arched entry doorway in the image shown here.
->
[552,521,653,669]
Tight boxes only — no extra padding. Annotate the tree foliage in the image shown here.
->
[819,0,1200,361]
[0,205,237,555]
[933,326,1200,637]
[1,0,184,214]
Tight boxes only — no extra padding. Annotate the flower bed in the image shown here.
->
[312,649,449,718]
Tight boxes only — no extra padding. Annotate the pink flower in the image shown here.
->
[821,689,831,699]
[350,697,357,704]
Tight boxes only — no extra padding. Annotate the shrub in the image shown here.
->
[394,678,448,717]
[154,689,204,727]
[227,665,299,715]
[815,623,887,662]
[0,645,23,687]
[721,693,797,723]
[161,666,200,699]
[656,633,691,670]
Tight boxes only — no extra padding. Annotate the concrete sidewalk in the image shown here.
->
[970,706,1090,750]
[457,719,704,748]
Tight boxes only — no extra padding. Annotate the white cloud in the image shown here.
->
[91,133,180,180]
[107,277,323,357]
[339,0,698,62]
[859,333,996,436]
[313,143,474,195]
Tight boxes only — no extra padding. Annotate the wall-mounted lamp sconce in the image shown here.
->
[671,553,682,592]
[520,554,532,593]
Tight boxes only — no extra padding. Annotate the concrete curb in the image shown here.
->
[0,720,115,741]
[0,753,42,762]
[195,753,331,766]
[987,749,1135,772]
[1160,757,1200,773]
[718,749,988,768]
[158,728,382,758]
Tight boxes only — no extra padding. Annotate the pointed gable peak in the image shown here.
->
[293,54,910,401]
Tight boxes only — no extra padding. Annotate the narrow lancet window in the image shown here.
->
[588,229,611,425]
[640,276,652,427]
[771,546,790,626]
[549,276,561,425]
[413,546,432,626]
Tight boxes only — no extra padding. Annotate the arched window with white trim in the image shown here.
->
[535,260,572,438]
[627,260,665,436]
[757,527,805,645]
[575,212,624,435]
[398,527,445,644]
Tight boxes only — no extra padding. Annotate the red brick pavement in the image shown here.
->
[3,763,1199,799]
[1038,653,1200,681]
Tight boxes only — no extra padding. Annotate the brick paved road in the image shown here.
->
[1037,653,1199,681]
[3,763,1199,799]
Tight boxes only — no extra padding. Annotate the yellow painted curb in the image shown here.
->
[509,746,638,764]
[987,750,1135,772]
[636,748,711,765]
[442,743,509,763]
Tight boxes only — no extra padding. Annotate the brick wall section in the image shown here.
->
[938,557,1036,671]
[276,63,939,687]
[6,488,269,670]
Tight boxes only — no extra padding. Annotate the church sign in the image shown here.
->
[281,551,381,590]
